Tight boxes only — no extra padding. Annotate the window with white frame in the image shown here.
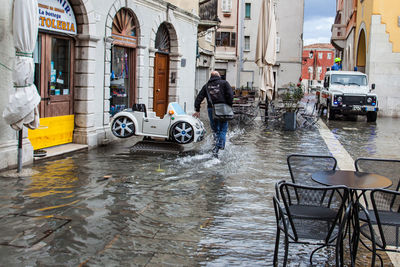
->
[318,52,323,59]
[222,0,232,12]
[327,53,332,59]
[244,36,250,51]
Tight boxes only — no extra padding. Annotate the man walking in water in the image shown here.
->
[193,71,234,158]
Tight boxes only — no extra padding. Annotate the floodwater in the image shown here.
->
[0,114,394,266]
[325,115,400,159]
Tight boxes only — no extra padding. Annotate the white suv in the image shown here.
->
[316,71,378,122]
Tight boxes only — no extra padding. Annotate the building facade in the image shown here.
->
[239,0,304,92]
[332,0,400,117]
[195,0,219,94]
[214,0,239,86]
[301,44,335,90]
[0,0,200,170]
[355,0,400,117]
[331,0,357,71]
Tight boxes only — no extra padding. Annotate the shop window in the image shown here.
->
[110,47,130,115]
[110,8,138,115]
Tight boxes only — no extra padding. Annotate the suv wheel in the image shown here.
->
[366,111,377,122]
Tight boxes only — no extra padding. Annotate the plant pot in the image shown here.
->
[284,111,297,131]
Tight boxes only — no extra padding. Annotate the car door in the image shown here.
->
[142,116,171,136]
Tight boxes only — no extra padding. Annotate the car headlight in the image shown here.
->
[337,96,342,102]
[367,97,372,104]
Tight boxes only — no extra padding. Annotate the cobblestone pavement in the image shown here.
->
[0,109,396,266]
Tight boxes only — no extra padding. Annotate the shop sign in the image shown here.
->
[38,0,77,35]
[112,33,137,48]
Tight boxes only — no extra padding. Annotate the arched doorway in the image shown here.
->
[110,8,139,115]
[357,30,366,73]
[153,23,171,117]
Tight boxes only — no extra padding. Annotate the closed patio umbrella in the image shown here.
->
[255,0,276,101]
[2,0,40,172]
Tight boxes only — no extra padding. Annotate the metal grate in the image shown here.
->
[343,95,365,105]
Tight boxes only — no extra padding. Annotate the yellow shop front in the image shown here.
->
[29,0,77,151]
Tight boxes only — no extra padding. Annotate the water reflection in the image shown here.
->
[326,117,400,159]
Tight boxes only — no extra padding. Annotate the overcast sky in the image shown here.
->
[303,0,336,45]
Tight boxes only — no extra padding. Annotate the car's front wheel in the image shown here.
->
[111,116,135,138]
[170,122,194,144]
[366,111,377,122]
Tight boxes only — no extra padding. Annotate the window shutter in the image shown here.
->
[230,32,236,47]
[216,32,221,46]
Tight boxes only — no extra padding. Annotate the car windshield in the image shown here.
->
[331,74,367,86]
[170,103,186,115]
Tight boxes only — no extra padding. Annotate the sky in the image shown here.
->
[303,0,336,45]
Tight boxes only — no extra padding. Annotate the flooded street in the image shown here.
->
[1,114,398,266]
[325,116,400,159]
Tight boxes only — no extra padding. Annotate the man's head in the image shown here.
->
[211,71,220,77]
[335,57,341,63]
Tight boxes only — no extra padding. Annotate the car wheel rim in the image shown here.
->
[112,117,134,138]
[173,122,193,144]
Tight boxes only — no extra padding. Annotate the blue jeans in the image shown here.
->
[208,108,228,149]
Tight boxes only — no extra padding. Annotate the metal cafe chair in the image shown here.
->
[273,181,350,266]
[355,158,400,191]
[358,189,400,267]
[287,154,337,185]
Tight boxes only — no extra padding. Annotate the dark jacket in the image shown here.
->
[194,76,234,112]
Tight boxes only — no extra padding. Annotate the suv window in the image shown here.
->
[331,74,367,86]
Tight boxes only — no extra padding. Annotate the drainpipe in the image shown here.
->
[236,0,244,89]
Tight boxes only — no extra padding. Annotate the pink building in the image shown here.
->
[301,43,335,88]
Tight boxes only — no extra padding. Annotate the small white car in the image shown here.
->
[111,102,206,144]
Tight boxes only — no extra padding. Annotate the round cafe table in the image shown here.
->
[312,170,392,190]
[312,170,392,266]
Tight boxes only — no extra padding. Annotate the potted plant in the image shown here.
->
[282,83,304,131]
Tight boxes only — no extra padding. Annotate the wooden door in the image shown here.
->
[38,34,74,117]
[153,53,169,117]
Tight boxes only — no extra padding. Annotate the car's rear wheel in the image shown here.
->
[112,116,135,138]
[170,122,194,144]
[366,111,377,122]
